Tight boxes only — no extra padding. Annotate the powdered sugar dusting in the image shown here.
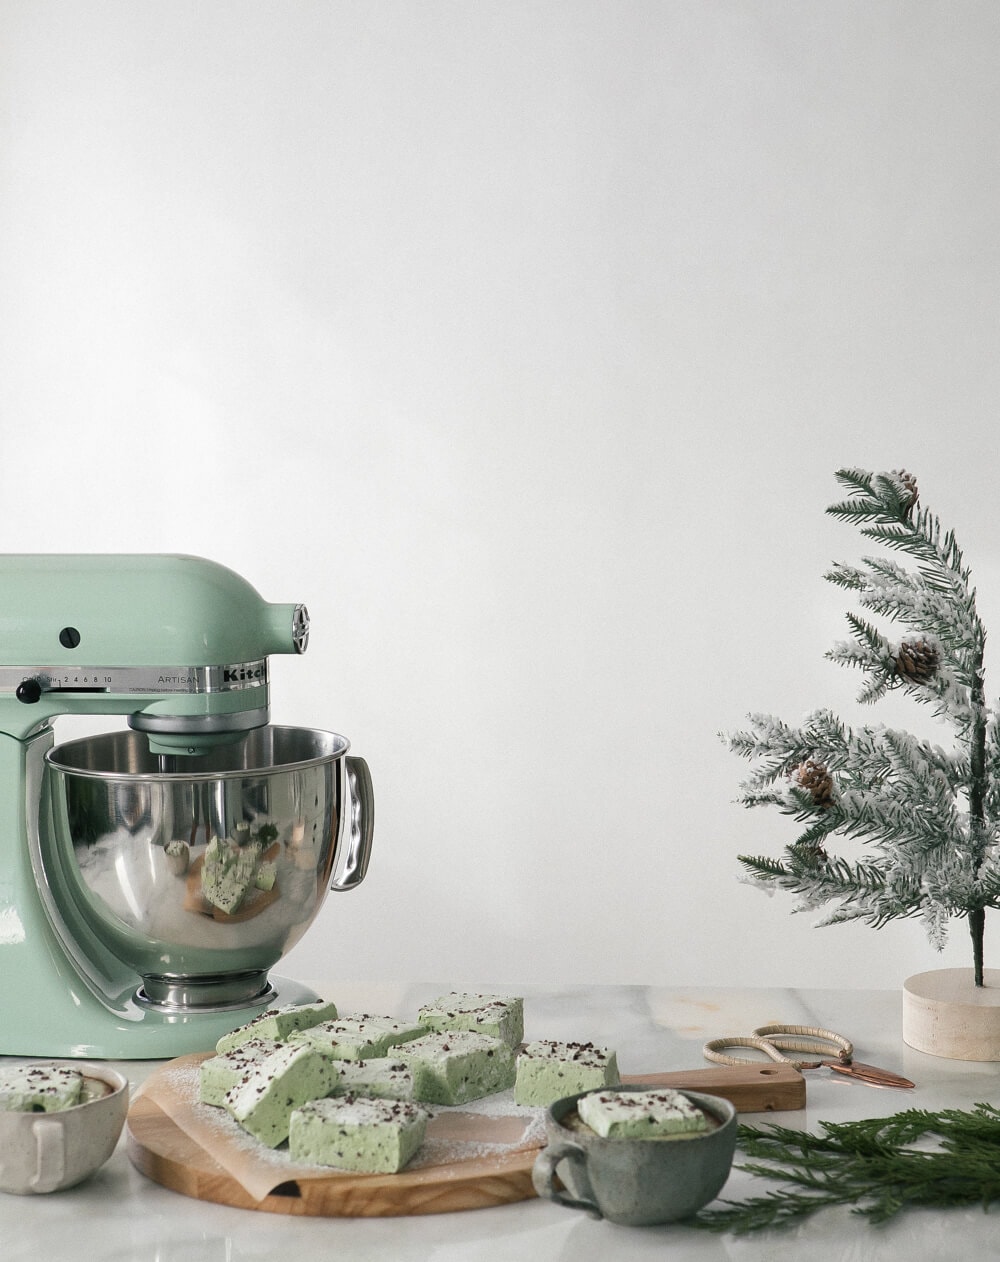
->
[138,1054,547,1197]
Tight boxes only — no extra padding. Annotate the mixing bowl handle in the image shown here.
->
[331,755,374,891]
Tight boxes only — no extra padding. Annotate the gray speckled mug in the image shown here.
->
[532,1086,737,1226]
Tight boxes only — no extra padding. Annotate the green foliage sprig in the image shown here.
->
[722,469,998,982]
[695,1104,1000,1233]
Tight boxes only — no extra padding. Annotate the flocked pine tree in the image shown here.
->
[723,469,1000,987]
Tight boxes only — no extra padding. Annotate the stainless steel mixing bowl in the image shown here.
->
[37,727,373,1010]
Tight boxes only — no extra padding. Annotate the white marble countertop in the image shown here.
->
[3,979,999,1260]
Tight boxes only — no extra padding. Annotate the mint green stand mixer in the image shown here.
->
[0,554,374,1058]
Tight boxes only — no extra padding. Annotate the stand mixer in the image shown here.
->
[0,554,374,1059]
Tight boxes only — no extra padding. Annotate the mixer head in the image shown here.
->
[0,554,309,753]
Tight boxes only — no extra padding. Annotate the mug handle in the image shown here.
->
[331,756,374,891]
[31,1116,66,1193]
[532,1140,602,1218]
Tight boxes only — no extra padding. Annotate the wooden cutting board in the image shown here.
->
[126,1054,804,1218]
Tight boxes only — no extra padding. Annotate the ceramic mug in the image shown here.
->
[0,1063,129,1195]
[532,1086,737,1226]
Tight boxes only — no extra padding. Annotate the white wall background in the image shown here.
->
[3,1,1000,992]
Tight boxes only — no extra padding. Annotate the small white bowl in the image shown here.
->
[0,1062,129,1194]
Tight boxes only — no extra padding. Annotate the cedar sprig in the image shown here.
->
[695,1104,1000,1234]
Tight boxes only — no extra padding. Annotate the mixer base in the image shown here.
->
[0,974,320,1060]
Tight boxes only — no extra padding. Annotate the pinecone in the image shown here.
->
[894,635,940,684]
[892,468,919,513]
[791,839,829,868]
[790,758,835,810]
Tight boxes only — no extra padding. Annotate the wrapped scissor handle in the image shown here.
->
[702,1034,795,1066]
[704,1024,854,1069]
[753,1023,854,1067]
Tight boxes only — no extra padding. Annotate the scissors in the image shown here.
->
[703,1023,915,1089]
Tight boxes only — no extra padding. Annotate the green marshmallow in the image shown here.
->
[577,1088,708,1139]
[216,1000,339,1053]
[0,1064,83,1112]
[201,836,263,915]
[289,1013,426,1061]
[394,1030,516,1105]
[514,1040,620,1106]
[289,1094,428,1173]
[330,1059,417,1101]
[254,861,277,891]
[198,1038,283,1107]
[417,992,524,1047]
[224,1043,339,1148]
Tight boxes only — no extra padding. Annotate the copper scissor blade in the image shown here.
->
[825,1060,915,1088]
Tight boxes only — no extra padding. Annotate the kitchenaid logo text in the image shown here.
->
[223,663,266,684]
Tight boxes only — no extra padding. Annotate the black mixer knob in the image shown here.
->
[16,678,43,704]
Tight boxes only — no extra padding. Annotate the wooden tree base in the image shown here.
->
[902,968,1000,1060]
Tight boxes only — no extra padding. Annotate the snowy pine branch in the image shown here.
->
[736,850,923,930]
[825,557,980,661]
[830,787,962,856]
[827,468,974,594]
[724,469,999,974]
[985,717,1000,825]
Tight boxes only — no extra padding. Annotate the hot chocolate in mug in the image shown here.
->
[532,1085,737,1226]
